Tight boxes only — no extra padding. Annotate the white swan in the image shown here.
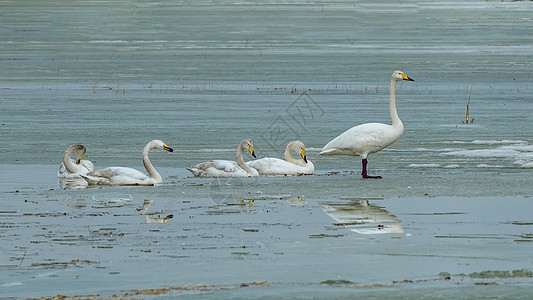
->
[246,140,314,175]
[81,140,173,186]
[57,144,94,178]
[187,139,259,177]
[319,70,414,179]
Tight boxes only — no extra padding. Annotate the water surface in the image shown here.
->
[1,0,532,298]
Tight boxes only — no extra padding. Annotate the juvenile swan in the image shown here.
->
[58,144,95,178]
[81,140,173,185]
[246,140,314,175]
[319,70,414,179]
[187,139,259,177]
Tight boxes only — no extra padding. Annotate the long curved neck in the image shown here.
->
[390,79,402,127]
[142,143,162,182]
[63,146,79,172]
[236,144,255,174]
[284,143,305,166]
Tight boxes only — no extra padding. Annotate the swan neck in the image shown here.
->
[142,143,162,182]
[63,146,78,172]
[284,144,304,166]
[390,79,401,127]
[236,144,254,173]
[284,146,297,164]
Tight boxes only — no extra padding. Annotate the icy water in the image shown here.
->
[1,0,533,298]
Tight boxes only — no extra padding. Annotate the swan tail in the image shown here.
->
[80,174,111,185]
[186,167,202,177]
[318,148,337,156]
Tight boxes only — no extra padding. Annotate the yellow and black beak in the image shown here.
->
[76,154,84,164]
[163,143,174,152]
[401,73,415,82]
[249,145,256,158]
[301,149,308,163]
[163,214,174,223]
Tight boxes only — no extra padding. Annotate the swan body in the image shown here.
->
[246,140,314,175]
[187,139,259,178]
[81,140,173,186]
[57,144,94,178]
[319,70,414,178]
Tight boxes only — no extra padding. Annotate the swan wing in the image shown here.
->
[212,160,243,173]
[211,160,259,177]
[58,162,68,176]
[320,123,399,157]
[58,159,95,178]
[187,160,215,177]
[187,160,252,177]
[83,167,150,185]
[247,158,314,175]
[81,160,95,172]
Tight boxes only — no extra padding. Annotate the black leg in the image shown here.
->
[361,158,382,179]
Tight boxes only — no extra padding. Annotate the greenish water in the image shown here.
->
[1,0,532,298]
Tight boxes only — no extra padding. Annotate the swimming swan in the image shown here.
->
[81,140,173,185]
[187,139,259,177]
[57,144,94,178]
[246,140,314,175]
[319,70,414,179]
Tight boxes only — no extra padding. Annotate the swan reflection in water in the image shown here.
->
[321,199,403,234]
[58,177,89,190]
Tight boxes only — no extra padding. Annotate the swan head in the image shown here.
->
[68,144,87,164]
[392,70,414,82]
[150,139,174,152]
[288,140,308,163]
[240,139,256,158]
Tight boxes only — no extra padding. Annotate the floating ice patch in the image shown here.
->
[2,281,23,287]
[499,144,533,153]
[445,140,526,145]
[389,147,457,153]
[476,164,503,168]
[515,160,533,168]
[386,147,430,152]
[408,163,441,168]
[444,164,460,168]
[472,140,527,145]
[444,149,520,158]
[443,141,533,168]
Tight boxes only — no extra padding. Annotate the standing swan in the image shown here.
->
[57,144,94,178]
[246,140,314,175]
[319,70,414,179]
[81,140,173,185]
[187,139,259,177]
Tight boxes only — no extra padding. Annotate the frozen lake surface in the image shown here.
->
[1,0,533,298]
